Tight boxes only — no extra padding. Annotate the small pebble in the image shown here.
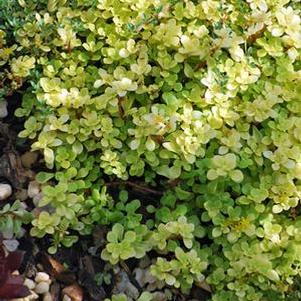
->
[0,100,8,118]
[0,183,12,201]
[43,292,53,301]
[27,181,41,198]
[34,281,50,294]
[3,239,19,252]
[35,272,50,283]
[24,278,36,290]
[28,181,40,199]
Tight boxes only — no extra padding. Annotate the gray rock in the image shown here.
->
[3,239,19,252]
[0,183,12,200]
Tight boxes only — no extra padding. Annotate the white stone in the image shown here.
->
[0,183,12,201]
[24,278,36,290]
[35,272,50,283]
[34,282,50,294]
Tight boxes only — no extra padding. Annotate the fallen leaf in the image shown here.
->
[40,253,76,284]
[0,275,30,299]
[0,242,30,299]
[21,151,38,168]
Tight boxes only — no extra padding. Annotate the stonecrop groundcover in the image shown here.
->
[1,0,301,300]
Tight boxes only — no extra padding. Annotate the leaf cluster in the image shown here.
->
[1,0,301,300]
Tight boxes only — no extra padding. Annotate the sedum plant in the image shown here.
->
[101,223,152,264]
[0,200,32,239]
[150,247,208,293]
[0,0,300,300]
[104,292,154,301]
[0,2,36,103]
[105,294,128,301]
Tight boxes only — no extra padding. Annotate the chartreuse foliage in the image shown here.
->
[0,201,32,239]
[1,0,301,300]
[0,30,35,101]
[105,292,154,301]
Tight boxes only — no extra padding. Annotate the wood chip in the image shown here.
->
[21,151,38,169]
[62,284,83,301]
[40,254,76,284]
